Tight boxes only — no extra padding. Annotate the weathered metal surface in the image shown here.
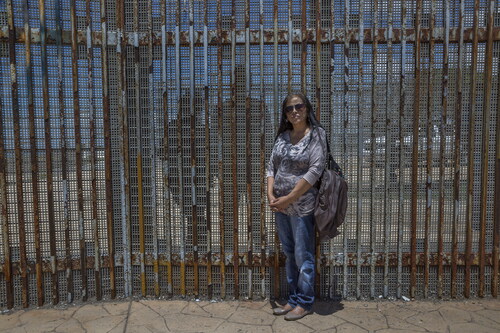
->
[410,0,422,299]
[478,0,495,299]
[100,0,116,300]
[451,0,465,299]
[7,0,29,308]
[85,0,101,302]
[0,0,498,308]
[24,0,43,307]
[465,0,481,299]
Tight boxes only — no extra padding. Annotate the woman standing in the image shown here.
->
[267,92,327,321]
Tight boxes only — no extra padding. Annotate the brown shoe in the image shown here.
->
[284,306,311,321]
[273,303,294,315]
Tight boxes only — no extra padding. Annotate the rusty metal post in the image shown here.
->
[0,33,13,311]
[424,0,436,299]
[259,0,267,299]
[147,0,159,298]
[465,0,480,298]
[229,0,239,299]
[23,0,43,307]
[100,0,116,299]
[160,0,173,297]
[300,0,307,93]
[244,0,253,300]
[493,27,500,298]
[478,0,495,298]
[40,0,59,305]
[85,0,102,301]
[437,0,450,299]
[451,0,465,299]
[55,0,73,303]
[370,0,378,300]
[133,0,147,297]
[314,0,322,299]
[188,0,199,299]
[216,0,226,299]
[116,0,132,297]
[203,0,212,300]
[272,0,280,299]
[356,0,365,300]
[230,0,240,300]
[342,0,350,299]
[70,0,88,302]
[397,0,407,300]
[174,0,186,297]
[410,0,422,299]
[384,0,393,299]
[7,0,29,308]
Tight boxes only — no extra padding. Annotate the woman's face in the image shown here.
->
[285,96,308,127]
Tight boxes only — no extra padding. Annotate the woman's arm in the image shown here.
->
[269,178,313,211]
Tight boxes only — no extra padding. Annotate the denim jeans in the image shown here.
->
[275,212,315,311]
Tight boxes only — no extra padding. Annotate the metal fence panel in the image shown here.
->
[0,0,499,308]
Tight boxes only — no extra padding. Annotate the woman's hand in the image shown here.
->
[269,195,293,212]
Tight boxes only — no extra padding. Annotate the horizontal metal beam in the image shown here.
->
[1,26,498,46]
[4,252,498,274]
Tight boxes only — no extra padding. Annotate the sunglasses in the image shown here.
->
[285,103,305,113]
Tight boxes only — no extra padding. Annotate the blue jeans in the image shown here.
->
[275,212,315,311]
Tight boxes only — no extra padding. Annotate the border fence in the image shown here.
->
[0,0,499,309]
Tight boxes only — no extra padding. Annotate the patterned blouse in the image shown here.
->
[266,126,327,216]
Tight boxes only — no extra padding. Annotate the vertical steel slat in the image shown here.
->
[244,0,253,300]
[478,0,495,298]
[356,0,364,300]
[272,0,279,299]
[23,0,43,306]
[424,0,436,299]
[287,0,292,92]
[300,0,307,93]
[397,0,407,300]
[451,0,465,299]
[0,19,13,310]
[314,0,321,299]
[384,0,392,299]
[7,0,29,308]
[39,0,58,305]
[85,0,102,301]
[328,0,336,300]
[188,0,198,299]
[55,0,72,303]
[203,0,212,299]
[100,0,116,299]
[116,0,132,297]
[437,0,450,299]
[410,0,422,299]
[342,0,350,299]
[160,0,172,297]
[133,0,146,297]
[465,0,480,298]
[370,0,378,300]
[493,32,500,297]
[70,0,88,302]
[230,0,239,300]
[259,0,266,299]
[216,0,226,299]
[174,0,186,297]
[148,0,159,298]
[315,0,321,117]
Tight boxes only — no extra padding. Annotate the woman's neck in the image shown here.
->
[292,122,309,133]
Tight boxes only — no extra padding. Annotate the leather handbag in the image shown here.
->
[314,139,348,242]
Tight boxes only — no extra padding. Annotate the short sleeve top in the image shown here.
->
[266,126,327,216]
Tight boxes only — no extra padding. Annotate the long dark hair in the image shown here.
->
[275,92,322,140]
